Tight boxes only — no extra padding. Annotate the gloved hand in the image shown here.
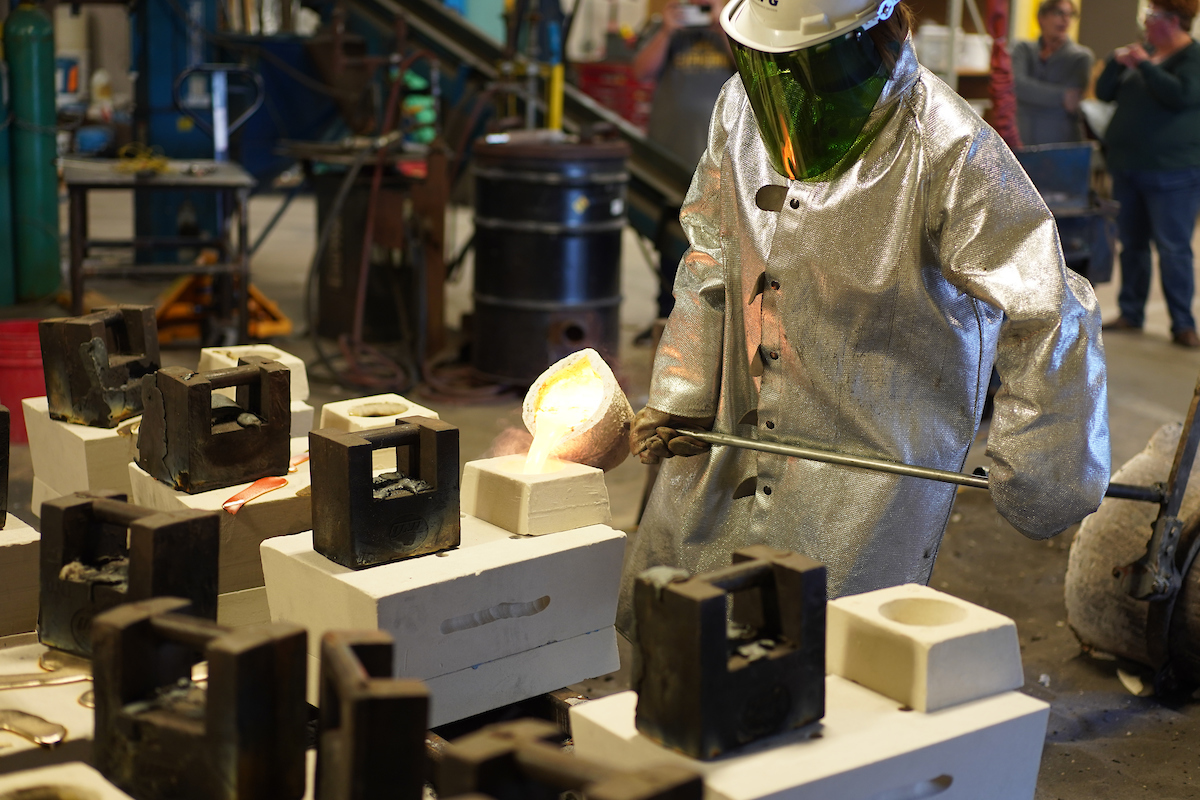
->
[630,406,715,464]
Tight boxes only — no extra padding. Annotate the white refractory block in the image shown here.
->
[217,586,271,628]
[0,642,96,774]
[319,393,439,431]
[199,344,310,402]
[826,584,1024,713]
[262,518,625,724]
[0,518,38,637]
[571,686,1048,800]
[460,455,612,536]
[306,628,618,726]
[318,394,441,470]
[197,349,312,436]
[290,400,315,438]
[30,477,57,518]
[23,396,138,496]
[128,439,312,593]
[0,763,134,797]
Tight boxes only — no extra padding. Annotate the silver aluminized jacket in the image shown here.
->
[622,40,1110,624]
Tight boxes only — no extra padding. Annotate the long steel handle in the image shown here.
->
[679,429,1164,505]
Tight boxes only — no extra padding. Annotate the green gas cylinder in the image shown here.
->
[0,28,15,306]
[5,1,58,301]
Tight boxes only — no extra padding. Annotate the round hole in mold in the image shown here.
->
[878,597,968,627]
[349,402,408,418]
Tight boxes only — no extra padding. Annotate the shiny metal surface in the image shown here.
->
[0,649,92,692]
[623,38,1110,625]
[0,709,67,747]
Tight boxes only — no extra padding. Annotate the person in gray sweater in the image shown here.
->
[1012,0,1094,145]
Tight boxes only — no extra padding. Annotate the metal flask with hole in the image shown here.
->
[471,135,630,385]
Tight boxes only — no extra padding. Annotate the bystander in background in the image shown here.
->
[1097,0,1200,348]
[634,0,734,168]
[1012,0,1093,145]
[633,0,734,332]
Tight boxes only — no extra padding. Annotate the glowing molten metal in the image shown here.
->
[521,348,634,473]
[525,361,604,473]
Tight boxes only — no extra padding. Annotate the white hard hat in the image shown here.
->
[720,0,900,52]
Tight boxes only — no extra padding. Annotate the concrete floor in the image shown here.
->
[4,190,1200,798]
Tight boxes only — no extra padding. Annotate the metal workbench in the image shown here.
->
[62,158,256,343]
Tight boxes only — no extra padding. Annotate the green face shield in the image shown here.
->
[731,30,890,181]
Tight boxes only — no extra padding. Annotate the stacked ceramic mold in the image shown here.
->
[126,349,314,628]
[572,576,1049,800]
[24,307,155,519]
[12,307,158,638]
[262,349,634,726]
[0,405,37,637]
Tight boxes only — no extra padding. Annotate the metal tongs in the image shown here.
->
[679,427,1163,505]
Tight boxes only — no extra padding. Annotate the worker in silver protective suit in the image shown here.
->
[620,0,1110,632]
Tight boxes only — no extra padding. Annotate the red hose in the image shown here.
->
[987,0,1022,149]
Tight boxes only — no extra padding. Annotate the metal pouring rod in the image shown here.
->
[679,429,1164,505]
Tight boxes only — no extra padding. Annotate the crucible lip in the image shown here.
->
[521,347,634,472]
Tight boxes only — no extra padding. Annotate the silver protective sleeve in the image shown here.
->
[620,40,1110,630]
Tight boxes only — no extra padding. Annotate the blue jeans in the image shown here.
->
[1111,166,1200,333]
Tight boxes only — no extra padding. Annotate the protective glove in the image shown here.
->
[630,406,715,465]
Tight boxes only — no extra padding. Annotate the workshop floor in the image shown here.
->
[4,192,1200,798]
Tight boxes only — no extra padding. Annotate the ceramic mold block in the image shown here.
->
[23,397,137,496]
[261,517,624,690]
[460,454,611,535]
[570,685,1048,800]
[288,400,315,438]
[0,762,134,797]
[217,586,271,628]
[199,344,310,401]
[826,584,1023,712]
[0,518,38,637]
[0,640,96,774]
[30,477,56,518]
[318,393,440,469]
[304,627,618,726]
[128,438,312,593]
[196,348,313,437]
[319,393,439,431]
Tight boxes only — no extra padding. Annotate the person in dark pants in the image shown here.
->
[1097,0,1200,348]
[1011,0,1093,145]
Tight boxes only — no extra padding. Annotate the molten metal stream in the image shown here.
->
[524,363,605,473]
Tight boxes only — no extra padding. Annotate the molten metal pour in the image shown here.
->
[521,348,635,473]
[525,363,605,473]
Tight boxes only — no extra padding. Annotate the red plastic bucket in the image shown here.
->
[0,319,45,443]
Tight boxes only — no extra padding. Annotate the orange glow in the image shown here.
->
[524,359,605,474]
[777,112,799,180]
